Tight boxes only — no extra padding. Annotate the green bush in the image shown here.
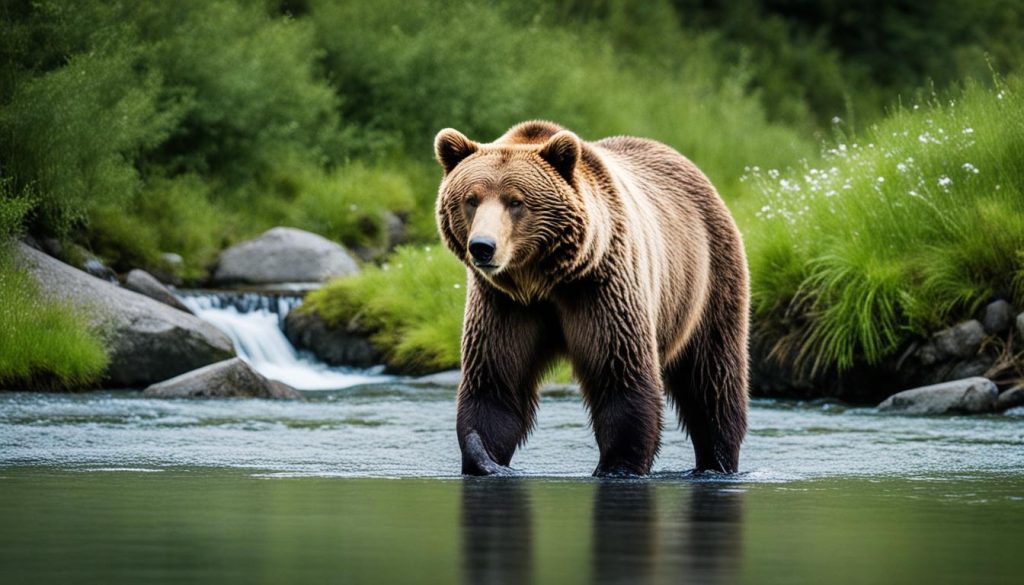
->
[745,77,1024,372]
[0,47,177,238]
[282,161,418,251]
[304,246,466,373]
[310,0,816,194]
[0,249,108,389]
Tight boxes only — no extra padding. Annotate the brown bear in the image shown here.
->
[434,120,749,477]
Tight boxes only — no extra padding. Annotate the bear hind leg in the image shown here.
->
[664,323,748,474]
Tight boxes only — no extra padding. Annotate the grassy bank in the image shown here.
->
[0,248,108,389]
[746,77,1024,374]
[306,79,1024,377]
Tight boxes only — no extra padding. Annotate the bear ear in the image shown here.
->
[538,130,580,186]
[434,128,479,174]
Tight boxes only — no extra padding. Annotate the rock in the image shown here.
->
[943,354,996,381]
[283,309,382,368]
[878,377,998,414]
[995,386,1024,412]
[982,300,1015,334]
[82,257,118,284]
[409,370,462,387]
[932,320,985,359]
[123,269,193,314]
[143,358,302,399]
[384,211,407,248]
[1017,312,1024,339]
[14,243,234,387]
[152,252,185,286]
[212,227,359,285]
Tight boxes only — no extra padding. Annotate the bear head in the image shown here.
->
[434,125,591,302]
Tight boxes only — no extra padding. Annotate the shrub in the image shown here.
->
[303,245,466,373]
[0,47,177,238]
[745,77,1024,372]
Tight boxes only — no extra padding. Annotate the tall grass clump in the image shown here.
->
[303,246,466,373]
[0,250,108,389]
[746,77,1024,373]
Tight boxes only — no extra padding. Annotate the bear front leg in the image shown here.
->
[559,284,664,477]
[457,278,560,476]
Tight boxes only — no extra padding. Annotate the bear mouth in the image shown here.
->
[472,261,499,272]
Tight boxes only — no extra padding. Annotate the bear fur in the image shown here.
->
[435,120,749,476]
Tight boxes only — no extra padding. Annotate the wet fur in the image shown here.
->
[436,120,749,476]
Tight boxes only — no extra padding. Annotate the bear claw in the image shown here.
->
[462,431,516,476]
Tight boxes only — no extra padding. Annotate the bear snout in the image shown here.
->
[468,235,497,266]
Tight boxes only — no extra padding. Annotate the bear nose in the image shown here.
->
[468,236,496,264]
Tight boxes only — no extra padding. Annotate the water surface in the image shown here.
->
[1,386,1022,584]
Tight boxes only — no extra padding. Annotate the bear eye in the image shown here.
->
[508,199,523,209]
[465,195,479,208]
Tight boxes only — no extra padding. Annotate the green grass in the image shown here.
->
[0,249,108,390]
[744,77,1024,373]
[305,245,576,381]
[303,246,466,373]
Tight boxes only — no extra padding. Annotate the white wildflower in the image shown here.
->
[938,176,952,187]
[962,127,974,135]
[832,116,842,124]
[896,162,908,173]
[962,163,979,174]
[877,176,885,183]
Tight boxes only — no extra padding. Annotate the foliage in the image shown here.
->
[745,77,1024,372]
[0,248,108,389]
[304,246,466,373]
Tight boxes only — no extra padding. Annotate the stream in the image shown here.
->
[1,292,1022,584]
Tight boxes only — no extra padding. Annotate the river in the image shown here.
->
[1,292,1022,584]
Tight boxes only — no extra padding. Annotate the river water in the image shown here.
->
[1,386,1022,584]
[2,292,1022,584]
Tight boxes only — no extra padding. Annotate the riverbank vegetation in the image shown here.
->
[0,251,108,389]
[2,0,1022,385]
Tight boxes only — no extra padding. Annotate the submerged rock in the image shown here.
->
[124,269,193,314]
[212,227,359,285]
[409,370,462,387]
[15,243,234,388]
[283,309,382,368]
[982,300,1015,334]
[878,377,998,415]
[143,358,302,399]
[995,386,1024,412]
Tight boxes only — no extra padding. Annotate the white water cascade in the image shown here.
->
[179,292,388,391]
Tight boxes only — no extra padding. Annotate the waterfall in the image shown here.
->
[178,291,388,391]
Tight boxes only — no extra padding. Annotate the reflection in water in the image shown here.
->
[459,478,746,585]
[592,480,657,584]
[461,478,533,585]
[591,480,746,585]
[679,483,745,585]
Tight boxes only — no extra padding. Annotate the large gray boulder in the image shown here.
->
[878,377,998,415]
[143,358,302,399]
[1017,312,1024,340]
[212,227,359,285]
[123,269,193,314]
[14,243,234,387]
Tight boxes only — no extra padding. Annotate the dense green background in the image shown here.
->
[1,0,1022,385]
